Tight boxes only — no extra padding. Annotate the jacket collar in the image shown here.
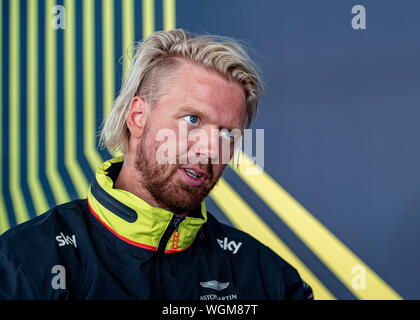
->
[87,157,207,253]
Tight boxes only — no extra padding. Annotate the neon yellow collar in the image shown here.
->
[87,157,207,253]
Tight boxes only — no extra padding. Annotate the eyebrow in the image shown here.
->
[178,105,207,120]
[179,104,244,134]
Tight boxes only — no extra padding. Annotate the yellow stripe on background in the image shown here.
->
[83,0,105,172]
[102,0,115,119]
[232,152,402,300]
[64,0,89,198]
[163,0,176,31]
[27,0,49,215]
[9,0,30,224]
[142,0,155,38]
[0,197,7,234]
[210,178,335,300]
[122,0,134,76]
[46,0,70,204]
[0,0,10,233]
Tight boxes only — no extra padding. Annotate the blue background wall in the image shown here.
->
[1,0,419,299]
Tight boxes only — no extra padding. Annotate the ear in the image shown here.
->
[126,96,148,139]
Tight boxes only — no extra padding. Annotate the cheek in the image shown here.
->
[177,132,189,155]
[217,138,235,165]
[141,126,167,166]
[152,124,185,166]
[211,164,228,179]
[142,128,157,153]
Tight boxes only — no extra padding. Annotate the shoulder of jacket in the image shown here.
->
[0,199,87,251]
[206,212,304,270]
[205,212,314,299]
[0,201,85,300]
[205,212,284,257]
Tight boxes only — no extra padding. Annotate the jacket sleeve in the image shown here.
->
[284,269,314,300]
[0,236,56,299]
[260,245,314,300]
[280,256,314,300]
[0,240,27,299]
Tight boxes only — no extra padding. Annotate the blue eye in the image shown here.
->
[184,115,199,126]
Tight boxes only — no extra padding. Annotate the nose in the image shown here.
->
[188,127,220,164]
[206,128,221,162]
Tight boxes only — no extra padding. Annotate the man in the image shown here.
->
[0,29,313,300]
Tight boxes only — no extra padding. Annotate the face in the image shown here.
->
[133,61,246,215]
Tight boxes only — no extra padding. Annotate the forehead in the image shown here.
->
[156,60,247,129]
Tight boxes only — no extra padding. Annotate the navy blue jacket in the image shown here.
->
[0,158,313,300]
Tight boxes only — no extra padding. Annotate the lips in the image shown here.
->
[179,167,209,187]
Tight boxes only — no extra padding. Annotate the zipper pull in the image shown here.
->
[172,214,185,232]
[171,215,185,250]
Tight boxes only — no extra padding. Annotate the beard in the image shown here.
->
[134,123,218,215]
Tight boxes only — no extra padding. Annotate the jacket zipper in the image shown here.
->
[156,214,184,256]
[153,214,185,299]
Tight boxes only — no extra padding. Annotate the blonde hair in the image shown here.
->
[99,29,264,154]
